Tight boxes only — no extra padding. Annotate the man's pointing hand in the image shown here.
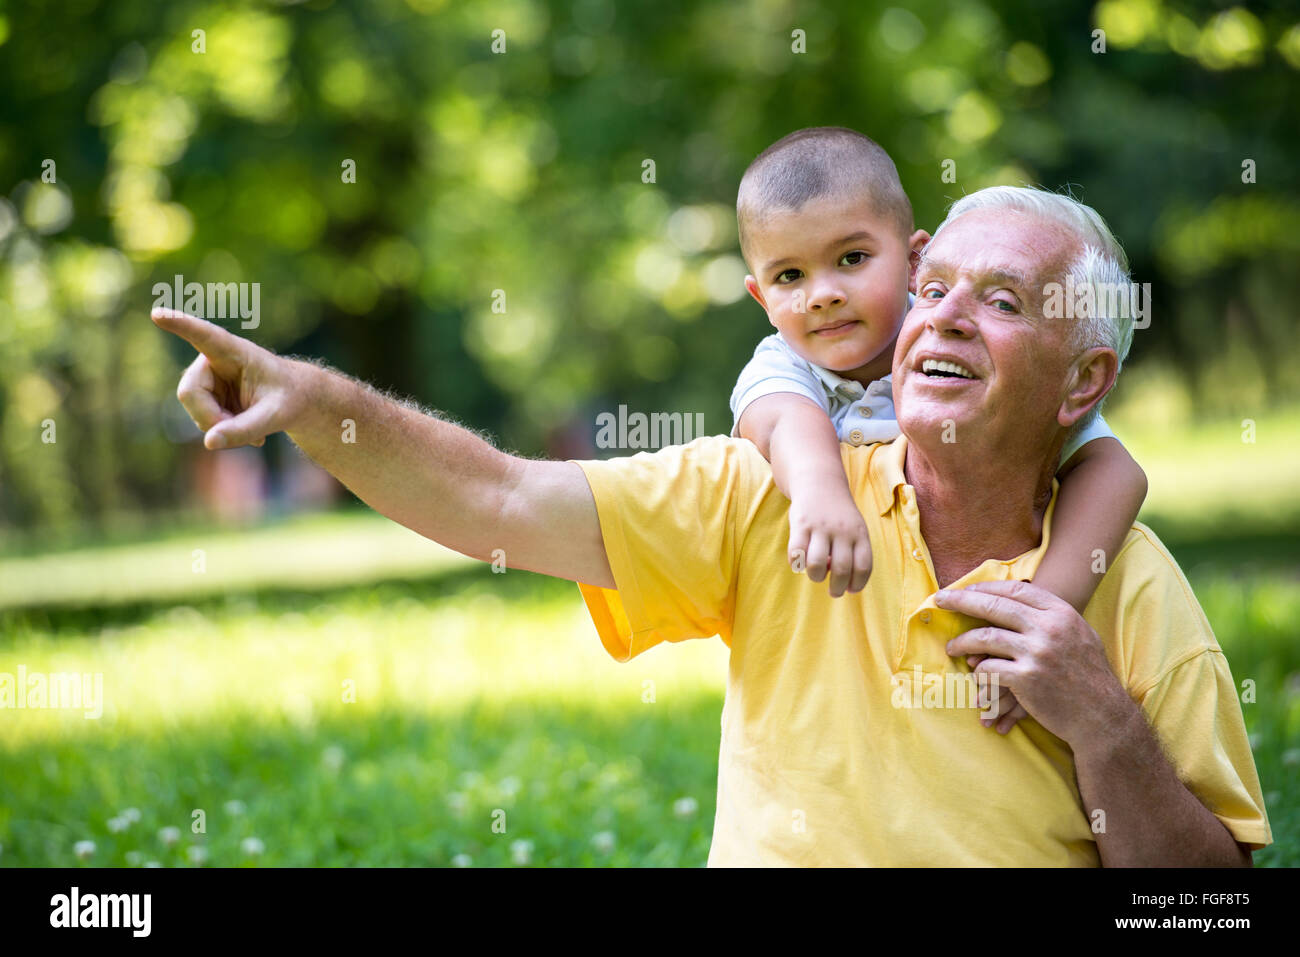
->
[151,308,299,451]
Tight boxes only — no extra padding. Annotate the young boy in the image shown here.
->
[730,127,1148,733]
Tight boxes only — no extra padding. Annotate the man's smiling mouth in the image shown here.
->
[920,358,976,379]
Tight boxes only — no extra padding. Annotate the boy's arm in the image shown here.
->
[737,393,872,597]
[1033,437,1149,613]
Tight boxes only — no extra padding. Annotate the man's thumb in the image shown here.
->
[204,402,276,450]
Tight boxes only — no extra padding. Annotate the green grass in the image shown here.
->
[0,403,1297,866]
[0,572,729,867]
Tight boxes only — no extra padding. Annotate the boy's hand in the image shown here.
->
[965,653,1030,734]
[787,487,873,598]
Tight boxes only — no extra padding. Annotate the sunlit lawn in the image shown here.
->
[0,571,728,867]
[1,405,1297,867]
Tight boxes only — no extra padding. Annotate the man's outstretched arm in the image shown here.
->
[151,308,616,588]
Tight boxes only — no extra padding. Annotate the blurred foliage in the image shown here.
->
[0,0,1296,530]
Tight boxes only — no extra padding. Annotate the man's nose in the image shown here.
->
[927,288,976,335]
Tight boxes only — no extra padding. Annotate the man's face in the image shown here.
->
[744,195,923,382]
[893,208,1081,451]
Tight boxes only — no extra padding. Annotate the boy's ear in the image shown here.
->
[907,229,931,294]
[745,275,769,314]
[1058,347,1119,428]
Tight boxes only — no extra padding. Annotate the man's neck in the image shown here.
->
[904,438,1057,588]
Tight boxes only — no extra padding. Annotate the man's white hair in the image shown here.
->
[929,186,1135,427]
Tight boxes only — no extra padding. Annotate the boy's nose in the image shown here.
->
[807,286,846,310]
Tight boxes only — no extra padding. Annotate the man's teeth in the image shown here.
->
[921,359,975,379]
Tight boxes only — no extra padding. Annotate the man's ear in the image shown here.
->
[907,229,931,294]
[1058,347,1119,428]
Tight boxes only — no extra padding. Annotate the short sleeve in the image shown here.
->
[571,436,761,662]
[1059,413,1117,466]
[1137,650,1273,848]
[1093,527,1273,850]
[730,334,829,436]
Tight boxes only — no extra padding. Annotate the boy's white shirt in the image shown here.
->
[730,304,1116,465]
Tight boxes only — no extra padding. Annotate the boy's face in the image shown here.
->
[744,195,929,383]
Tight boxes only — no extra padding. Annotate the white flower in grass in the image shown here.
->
[74,840,96,860]
[591,831,615,854]
[510,839,533,865]
[187,846,208,864]
[498,776,521,798]
[447,792,468,815]
[107,816,128,833]
[121,807,141,823]
[1283,749,1300,767]
[321,746,345,773]
[240,837,265,856]
[224,800,247,816]
[451,853,472,868]
[144,861,160,868]
[673,797,698,818]
[158,826,180,847]
[125,851,143,866]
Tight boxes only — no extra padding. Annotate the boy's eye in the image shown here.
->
[840,250,868,266]
[775,269,802,284]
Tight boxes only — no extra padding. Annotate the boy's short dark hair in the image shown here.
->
[737,127,913,269]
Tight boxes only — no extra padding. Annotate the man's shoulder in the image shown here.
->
[1088,521,1221,685]
[577,434,772,486]
[1109,522,1202,597]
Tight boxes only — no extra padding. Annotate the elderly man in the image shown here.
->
[152,186,1270,867]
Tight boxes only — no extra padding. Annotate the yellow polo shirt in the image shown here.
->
[574,435,1271,866]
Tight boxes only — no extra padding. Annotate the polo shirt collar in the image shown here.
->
[875,434,912,517]
[873,434,1059,579]
[806,360,891,403]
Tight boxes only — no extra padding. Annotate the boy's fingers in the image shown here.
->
[827,536,855,597]
[804,531,830,583]
[980,686,1017,718]
[151,308,245,363]
[996,703,1029,735]
[849,537,872,593]
[787,525,811,574]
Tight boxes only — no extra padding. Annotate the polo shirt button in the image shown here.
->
[911,547,923,561]
[919,610,931,623]
[849,429,864,445]
[863,408,873,418]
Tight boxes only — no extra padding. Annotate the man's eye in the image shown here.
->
[840,251,868,266]
[775,269,802,284]
[993,299,1017,312]
[922,287,944,299]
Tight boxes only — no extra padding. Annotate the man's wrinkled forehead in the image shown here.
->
[918,210,1079,296]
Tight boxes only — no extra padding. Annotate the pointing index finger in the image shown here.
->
[150,308,244,361]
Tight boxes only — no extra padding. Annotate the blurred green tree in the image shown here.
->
[0,0,1295,531]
